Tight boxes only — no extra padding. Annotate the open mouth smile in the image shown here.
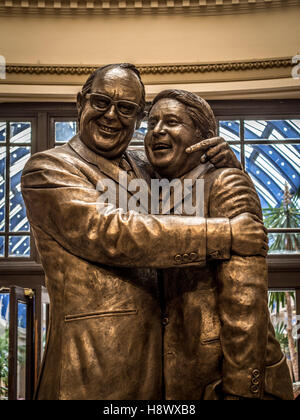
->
[96,122,120,135]
[152,142,172,151]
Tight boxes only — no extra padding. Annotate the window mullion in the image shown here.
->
[240,118,245,170]
[4,122,10,258]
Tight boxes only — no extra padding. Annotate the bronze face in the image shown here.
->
[145,98,203,179]
[79,67,143,159]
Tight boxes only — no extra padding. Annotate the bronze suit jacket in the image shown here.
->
[21,135,232,400]
[147,161,294,400]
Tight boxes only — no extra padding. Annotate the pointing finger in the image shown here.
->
[185,137,223,154]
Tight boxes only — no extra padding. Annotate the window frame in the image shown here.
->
[0,103,77,278]
[50,116,78,148]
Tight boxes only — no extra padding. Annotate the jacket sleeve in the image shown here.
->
[21,151,231,269]
[209,168,269,399]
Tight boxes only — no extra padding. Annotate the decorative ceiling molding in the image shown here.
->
[6,58,293,76]
[0,0,299,15]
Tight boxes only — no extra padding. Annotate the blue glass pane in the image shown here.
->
[230,144,241,162]
[17,301,26,400]
[245,144,300,209]
[0,293,9,322]
[245,120,300,140]
[10,122,31,144]
[0,236,4,256]
[0,122,6,143]
[130,121,147,148]
[17,301,27,329]
[8,235,30,257]
[55,121,77,143]
[219,120,240,141]
[0,147,5,231]
[10,147,31,232]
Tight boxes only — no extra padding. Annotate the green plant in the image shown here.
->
[273,321,289,353]
[264,184,300,382]
[263,184,300,252]
[268,292,295,315]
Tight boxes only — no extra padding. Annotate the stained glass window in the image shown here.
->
[218,119,300,254]
[0,122,31,258]
[219,120,240,142]
[0,119,77,258]
[218,119,300,205]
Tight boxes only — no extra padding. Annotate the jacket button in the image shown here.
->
[251,377,260,386]
[210,250,220,258]
[183,253,189,262]
[174,254,182,263]
[162,317,169,326]
[189,252,197,261]
[250,384,259,394]
[252,369,260,379]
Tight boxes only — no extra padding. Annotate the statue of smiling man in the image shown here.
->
[143,88,294,400]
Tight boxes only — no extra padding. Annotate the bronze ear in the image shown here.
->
[195,128,203,140]
[76,92,84,129]
[76,92,83,113]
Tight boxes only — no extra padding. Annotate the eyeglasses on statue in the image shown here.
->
[86,93,141,118]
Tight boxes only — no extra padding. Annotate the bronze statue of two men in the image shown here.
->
[21,63,293,400]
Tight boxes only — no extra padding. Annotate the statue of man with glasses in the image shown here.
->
[21,63,268,400]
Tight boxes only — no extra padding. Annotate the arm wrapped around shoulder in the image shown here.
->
[209,168,268,258]
[21,151,209,268]
[209,168,263,219]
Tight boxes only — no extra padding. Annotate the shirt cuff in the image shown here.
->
[206,218,231,260]
[222,365,264,399]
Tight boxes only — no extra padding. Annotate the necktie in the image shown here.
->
[119,156,135,182]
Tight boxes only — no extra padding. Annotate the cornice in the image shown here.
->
[6,58,293,77]
[0,0,299,15]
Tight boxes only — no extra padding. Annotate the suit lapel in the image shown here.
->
[68,135,125,184]
[125,150,153,212]
[160,162,212,215]
[68,135,149,212]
